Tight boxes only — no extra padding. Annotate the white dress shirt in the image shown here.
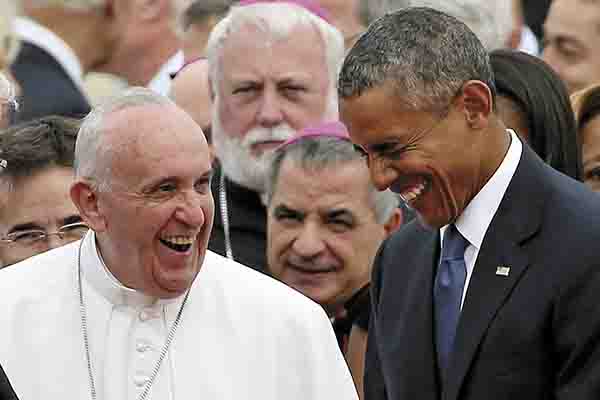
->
[440,129,522,309]
[147,50,184,96]
[14,17,86,91]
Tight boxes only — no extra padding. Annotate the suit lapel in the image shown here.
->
[383,227,441,399]
[443,146,547,400]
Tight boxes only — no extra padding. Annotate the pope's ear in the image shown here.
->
[70,181,106,232]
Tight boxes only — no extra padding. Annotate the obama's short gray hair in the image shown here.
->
[339,7,495,115]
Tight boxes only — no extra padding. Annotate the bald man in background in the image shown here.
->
[169,59,215,161]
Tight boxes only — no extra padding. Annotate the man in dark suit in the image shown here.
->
[339,7,600,400]
[11,0,183,122]
[11,41,91,122]
[0,364,17,400]
[10,2,110,121]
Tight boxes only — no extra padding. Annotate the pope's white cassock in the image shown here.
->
[0,231,358,399]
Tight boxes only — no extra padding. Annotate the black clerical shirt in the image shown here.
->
[209,166,268,273]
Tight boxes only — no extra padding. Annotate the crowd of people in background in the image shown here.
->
[2,0,600,399]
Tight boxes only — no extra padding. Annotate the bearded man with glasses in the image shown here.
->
[0,116,86,268]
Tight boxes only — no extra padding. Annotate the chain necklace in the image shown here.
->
[219,172,234,261]
[77,239,191,400]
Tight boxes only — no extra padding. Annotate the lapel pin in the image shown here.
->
[496,266,510,276]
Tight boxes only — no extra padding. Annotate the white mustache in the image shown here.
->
[242,125,296,148]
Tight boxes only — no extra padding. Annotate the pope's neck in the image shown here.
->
[91,235,162,306]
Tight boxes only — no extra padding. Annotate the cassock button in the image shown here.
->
[133,375,150,387]
[136,341,150,352]
[139,310,158,322]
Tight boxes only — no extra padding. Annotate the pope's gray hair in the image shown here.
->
[266,136,398,224]
[74,87,175,191]
[206,2,344,120]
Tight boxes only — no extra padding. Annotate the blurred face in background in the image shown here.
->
[543,0,600,93]
[170,60,215,162]
[0,167,85,268]
[317,0,365,49]
[580,115,600,192]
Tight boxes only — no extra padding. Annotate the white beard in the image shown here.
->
[212,115,296,193]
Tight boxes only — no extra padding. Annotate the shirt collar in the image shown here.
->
[80,230,180,308]
[147,50,184,95]
[450,129,522,249]
[14,17,85,88]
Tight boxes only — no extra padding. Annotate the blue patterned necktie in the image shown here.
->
[434,224,468,375]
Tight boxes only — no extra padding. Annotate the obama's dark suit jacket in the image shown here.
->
[365,144,600,400]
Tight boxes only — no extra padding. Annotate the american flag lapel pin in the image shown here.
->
[496,266,510,277]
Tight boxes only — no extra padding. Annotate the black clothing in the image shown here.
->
[11,42,90,122]
[209,166,268,273]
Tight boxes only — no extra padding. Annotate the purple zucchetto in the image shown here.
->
[237,0,332,24]
[279,121,351,149]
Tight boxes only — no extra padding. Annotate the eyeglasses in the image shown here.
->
[0,222,89,246]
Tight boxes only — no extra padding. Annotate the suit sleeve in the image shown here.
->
[363,241,388,400]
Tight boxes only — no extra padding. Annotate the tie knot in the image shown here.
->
[441,224,468,262]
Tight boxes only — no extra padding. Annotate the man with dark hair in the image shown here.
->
[340,7,600,400]
[0,116,87,268]
[13,0,183,115]
[265,122,401,398]
[178,0,232,62]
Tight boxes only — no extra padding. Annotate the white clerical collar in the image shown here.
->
[80,230,181,307]
[14,17,85,89]
[147,50,184,95]
[444,129,522,249]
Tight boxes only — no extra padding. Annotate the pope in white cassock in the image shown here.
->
[0,87,358,400]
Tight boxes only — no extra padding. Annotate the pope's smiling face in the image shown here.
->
[85,103,214,299]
